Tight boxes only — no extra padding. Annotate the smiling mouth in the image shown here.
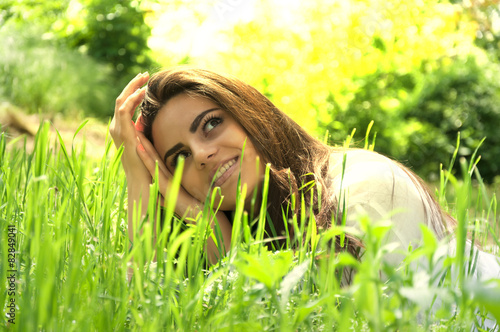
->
[213,157,238,187]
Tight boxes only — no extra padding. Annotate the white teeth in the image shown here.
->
[214,159,236,182]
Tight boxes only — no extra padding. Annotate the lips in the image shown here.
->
[212,157,238,187]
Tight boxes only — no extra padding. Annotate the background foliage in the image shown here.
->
[1,0,500,181]
[1,1,500,330]
[0,0,155,117]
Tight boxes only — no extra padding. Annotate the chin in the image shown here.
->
[214,197,237,212]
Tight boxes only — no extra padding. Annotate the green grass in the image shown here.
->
[1,122,499,331]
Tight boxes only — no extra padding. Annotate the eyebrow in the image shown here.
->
[189,108,220,133]
[164,143,184,164]
[163,107,220,163]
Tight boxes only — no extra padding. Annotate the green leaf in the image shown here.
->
[465,280,500,323]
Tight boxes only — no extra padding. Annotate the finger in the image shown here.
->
[116,72,149,107]
[135,113,145,133]
[137,132,170,175]
[116,73,147,105]
[137,143,172,198]
[116,86,146,120]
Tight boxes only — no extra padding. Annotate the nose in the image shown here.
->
[192,142,217,169]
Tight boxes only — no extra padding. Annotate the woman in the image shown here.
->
[109,67,497,278]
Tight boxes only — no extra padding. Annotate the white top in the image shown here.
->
[327,149,500,276]
[327,149,444,263]
[325,149,500,328]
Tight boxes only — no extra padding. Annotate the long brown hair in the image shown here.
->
[139,67,452,258]
[140,67,338,243]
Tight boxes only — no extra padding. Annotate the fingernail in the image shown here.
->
[143,71,149,77]
[138,144,145,152]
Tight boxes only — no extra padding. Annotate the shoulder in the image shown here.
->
[325,149,449,266]
[327,148,445,240]
[327,149,413,194]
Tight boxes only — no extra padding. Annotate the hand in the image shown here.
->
[136,132,202,218]
[110,72,149,149]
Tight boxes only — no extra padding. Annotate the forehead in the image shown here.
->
[155,93,218,123]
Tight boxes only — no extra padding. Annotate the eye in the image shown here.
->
[171,150,191,167]
[202,115,223,134]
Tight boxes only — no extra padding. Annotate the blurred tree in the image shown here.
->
[320,56,500,182]
[191,0,477,132]
[404,56,500,182]
[0,0,70,27]
[452,0,500,62]
[61,0,156,81]
[0,0,157,117]
[1,0,155,82]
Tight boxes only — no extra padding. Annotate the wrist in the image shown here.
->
[121,152,150,178]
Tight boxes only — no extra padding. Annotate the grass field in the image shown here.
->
[1,122,499,331]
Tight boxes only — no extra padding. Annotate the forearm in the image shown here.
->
[125,167,153,245]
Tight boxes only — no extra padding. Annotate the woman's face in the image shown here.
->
[152,93,264,211]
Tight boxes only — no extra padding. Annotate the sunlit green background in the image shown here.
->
[1,0,500,182]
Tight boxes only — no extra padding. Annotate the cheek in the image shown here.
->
[243,144,261,168]
[181,170,207,201]
[241,148,263,186]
